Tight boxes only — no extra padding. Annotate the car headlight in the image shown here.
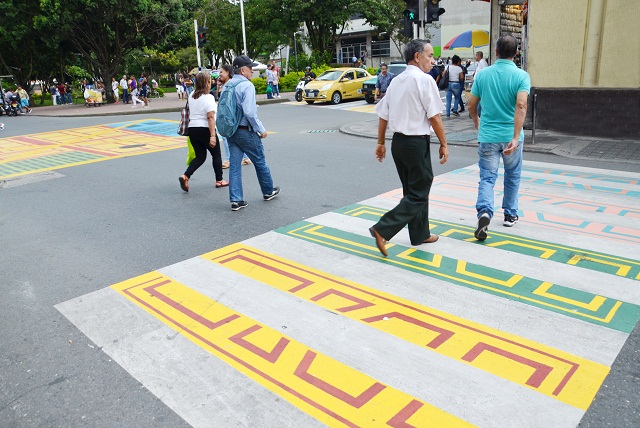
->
[320,84,332,91]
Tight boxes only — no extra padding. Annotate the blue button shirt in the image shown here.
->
[375,72,395,93]
[229,74,265,134]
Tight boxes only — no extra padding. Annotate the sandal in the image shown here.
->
[241,158,252,165]
[179,175,189,192]
[222,161,230,169]
[215,180,229,188]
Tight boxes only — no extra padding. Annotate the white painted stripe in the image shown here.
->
[245,231,627,367]
[56,287,322,428]
[162,256,584,428]
[360,195,640,259]
[311,211,640,305]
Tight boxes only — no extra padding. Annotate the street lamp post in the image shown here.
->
[293,32,301,72]
[145,54,154,78]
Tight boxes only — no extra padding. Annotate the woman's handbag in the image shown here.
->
[438,66,449,90]
[177,101,189,136]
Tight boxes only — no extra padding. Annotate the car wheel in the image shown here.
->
[305,100,314,104]
[365,95,374,104]
[295,92,302,102]
[330,91,342,105]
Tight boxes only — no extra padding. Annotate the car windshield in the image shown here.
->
[316,70,344,81]
[388,64,406,75]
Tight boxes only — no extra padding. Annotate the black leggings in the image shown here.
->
[185,127,223,181]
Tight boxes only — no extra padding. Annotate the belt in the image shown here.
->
[237,125,250,130]
[393,132,430,142]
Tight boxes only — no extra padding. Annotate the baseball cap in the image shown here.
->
[232,55,258,69]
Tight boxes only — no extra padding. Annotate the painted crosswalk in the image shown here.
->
[0,119,182,179]
[56,161,640,427]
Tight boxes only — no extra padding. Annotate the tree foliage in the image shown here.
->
[34,0,196,101]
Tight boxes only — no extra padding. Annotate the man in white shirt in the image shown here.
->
[369,39,449,257]
[472,52,489,117]
[119,75,129,104]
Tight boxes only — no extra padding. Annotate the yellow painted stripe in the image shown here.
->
[203,243,610,411]
[112,272,471,427]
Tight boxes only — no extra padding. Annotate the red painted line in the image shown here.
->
[10,136,53,146]
[310,289,375,313]
[214,252,315,293]
[294,350,386,409]
[209,248,581,395]
[62,146,114,157]
[229,325,290,364]
[362,312,455,349]
[145,281,240,329]
[462,343,554,388]
[121,278,360,428]
[387,399,424,428]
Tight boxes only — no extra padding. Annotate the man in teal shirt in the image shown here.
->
[468,34,530,240]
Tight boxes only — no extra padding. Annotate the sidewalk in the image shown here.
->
[28,92,639,164]
[28,91,295,118]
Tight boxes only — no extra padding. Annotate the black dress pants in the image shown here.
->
[373,133,434,245]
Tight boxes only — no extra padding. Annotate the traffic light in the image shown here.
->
[403,0,419,23]
[197,26,208,47]
[426,0,446,23]
[402,0,418,37]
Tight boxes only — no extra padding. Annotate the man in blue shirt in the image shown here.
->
[226,55,279,211]
[374,63,394,103]
[468,34,531,240]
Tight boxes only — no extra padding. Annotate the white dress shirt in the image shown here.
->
[375,65,444,136]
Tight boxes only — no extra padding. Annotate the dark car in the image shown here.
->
[361,62,407,104]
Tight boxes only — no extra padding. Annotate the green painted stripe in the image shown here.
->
[335,204,640,281]
[275,221,640,333]
[0,151,103,176]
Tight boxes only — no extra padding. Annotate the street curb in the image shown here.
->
[26,97,293,118]
[338,120,557,155]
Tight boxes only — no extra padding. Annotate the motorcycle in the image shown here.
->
[5,95,21,116]
[294,77,311,102]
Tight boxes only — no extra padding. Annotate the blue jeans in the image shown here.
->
[220,132,248,162]
[228,129,274,202]
[445,82,461,116]
[476,142,523,218]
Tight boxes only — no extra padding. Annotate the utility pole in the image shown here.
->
[418,0,425,39]
[194,19,202,69]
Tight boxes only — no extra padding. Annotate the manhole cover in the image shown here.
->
[120,144,147,149]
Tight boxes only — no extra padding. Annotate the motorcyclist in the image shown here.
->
[304,66,316,82]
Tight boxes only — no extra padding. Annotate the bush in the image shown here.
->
[251,77,266,94]
[279,72,304,92]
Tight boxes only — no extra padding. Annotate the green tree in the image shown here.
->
[36,0,196,102]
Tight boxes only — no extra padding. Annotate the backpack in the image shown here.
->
[217,80,248,137]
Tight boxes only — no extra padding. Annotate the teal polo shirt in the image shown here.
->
[471,59,531,143]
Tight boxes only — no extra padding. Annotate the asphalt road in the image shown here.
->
[1,101,638,427]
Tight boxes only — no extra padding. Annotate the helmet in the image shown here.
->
[305,66,311,70]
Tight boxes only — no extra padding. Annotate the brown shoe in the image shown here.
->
[422,234,439,244]
[179,175,189,192]
[222,161,230,169]
[242,158,252,165]
[369,227,387,257]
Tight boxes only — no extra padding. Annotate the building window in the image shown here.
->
[371,40,390,58]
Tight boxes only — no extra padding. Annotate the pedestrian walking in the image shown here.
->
[178,71,228,192]
[368,39,449,257]
[223,55,279,211]
[445,55,464,117]
[468,34,531,240]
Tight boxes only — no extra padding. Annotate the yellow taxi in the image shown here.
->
[302,67,372,105]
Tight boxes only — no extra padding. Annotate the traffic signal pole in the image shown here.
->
[418,0,425,39]
[194,19,202,69]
